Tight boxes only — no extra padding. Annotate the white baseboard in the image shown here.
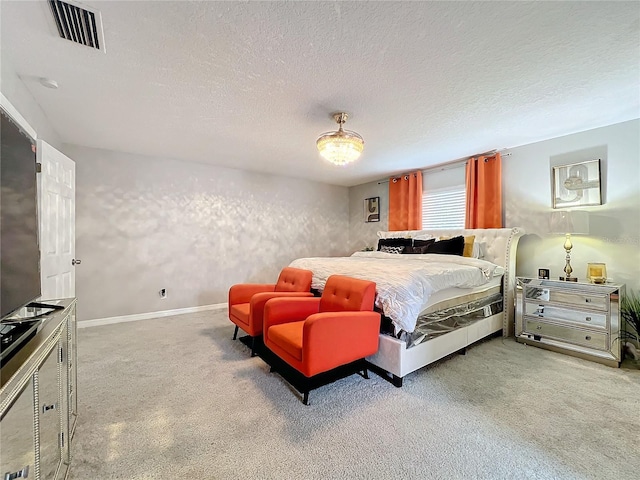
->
[79,303,228,328]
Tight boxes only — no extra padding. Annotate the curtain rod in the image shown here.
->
[376,149,512,184]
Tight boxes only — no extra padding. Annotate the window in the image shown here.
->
[421,185,466,229]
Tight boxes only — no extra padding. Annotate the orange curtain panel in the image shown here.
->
[388,171,423,231]
[465,153,503,228]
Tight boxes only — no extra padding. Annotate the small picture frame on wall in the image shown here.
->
[364,197,380,223]
[552,159,602,208]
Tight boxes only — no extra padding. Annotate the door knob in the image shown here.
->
[71,259,81,266]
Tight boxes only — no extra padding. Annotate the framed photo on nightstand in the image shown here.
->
[538,268,550,279]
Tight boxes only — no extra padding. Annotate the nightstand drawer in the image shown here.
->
[524,303,607,329]
[524,319,608,351]
[525,287,608,311]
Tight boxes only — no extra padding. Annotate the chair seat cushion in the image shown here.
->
[230,303,250,326]
[268,321,304,361]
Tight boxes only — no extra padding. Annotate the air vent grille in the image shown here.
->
[48,0,103,50]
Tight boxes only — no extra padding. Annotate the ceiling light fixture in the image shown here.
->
[316,113,364,166]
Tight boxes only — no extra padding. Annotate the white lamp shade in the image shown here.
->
[549,210,590,234]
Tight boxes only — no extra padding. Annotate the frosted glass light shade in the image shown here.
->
[316,134,364,165]
[316,112,364,166]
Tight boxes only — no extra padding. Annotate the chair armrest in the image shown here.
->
[303,312,381,373]
[229,283,276,305]
[263,297,322,332]
[250,292,314,328]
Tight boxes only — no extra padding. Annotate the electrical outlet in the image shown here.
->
[159,288,167,299]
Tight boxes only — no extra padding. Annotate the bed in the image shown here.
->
[289,227,524,386]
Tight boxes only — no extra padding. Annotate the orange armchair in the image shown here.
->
[228,267,313,356]
[263,275,381,404]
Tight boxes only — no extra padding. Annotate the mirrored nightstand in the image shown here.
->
[515,278,624,367]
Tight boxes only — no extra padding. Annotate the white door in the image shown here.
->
[37,140,76,300]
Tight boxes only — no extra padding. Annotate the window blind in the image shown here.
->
[422,186,466,229]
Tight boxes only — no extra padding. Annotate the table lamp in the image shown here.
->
[549,210,589,282]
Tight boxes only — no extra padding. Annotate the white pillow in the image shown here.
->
[413,232,435,241]
[377,230,435,240]
[472,242,485,259]
[377,230,413,239]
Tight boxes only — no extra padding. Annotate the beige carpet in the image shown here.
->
[69,310,640,480]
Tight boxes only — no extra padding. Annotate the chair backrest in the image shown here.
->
[319,275,376,313]
[275,267,313,292]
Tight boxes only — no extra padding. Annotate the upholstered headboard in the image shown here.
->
[377,227,525,336]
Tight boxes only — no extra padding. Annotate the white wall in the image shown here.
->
[504,119,640,291]
[62,145,350,321]
[423,165,466,192]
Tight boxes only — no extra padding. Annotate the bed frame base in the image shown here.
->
[366,312,503,386]
[366,364,405,387]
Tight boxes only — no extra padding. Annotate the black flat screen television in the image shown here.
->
[0,107,41,319]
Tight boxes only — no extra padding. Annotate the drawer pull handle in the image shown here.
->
[585,317,592,322]
[536,325,542,330]
[585,335,592,341]
[585,298,592,303]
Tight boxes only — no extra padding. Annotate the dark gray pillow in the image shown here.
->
[402,245,429,254]
[412,238,436,248]
[425,236,465,256]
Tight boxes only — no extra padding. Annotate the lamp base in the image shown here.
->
[559,276,578,282]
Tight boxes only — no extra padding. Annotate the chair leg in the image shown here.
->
[232,325,239,340]
[251,336,257,357]
[362,367,369,380]
[303,391,309,406]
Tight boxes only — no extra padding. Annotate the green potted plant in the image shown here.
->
[621,289,640,365]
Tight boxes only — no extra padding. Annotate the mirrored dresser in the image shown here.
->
[516,278,624,367]
[1,298,77,480]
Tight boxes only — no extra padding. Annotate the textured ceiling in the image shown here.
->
[1,1,638,187]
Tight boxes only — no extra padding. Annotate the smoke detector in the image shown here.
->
[47,0,106,53]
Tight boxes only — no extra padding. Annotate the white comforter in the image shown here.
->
[290,252,504,334]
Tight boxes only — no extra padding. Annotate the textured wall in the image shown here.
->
[348,180,388,253]
[62,145,349,321]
